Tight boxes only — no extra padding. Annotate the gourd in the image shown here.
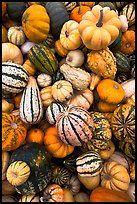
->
[55,39,69,57]
[9,143,51,195]
[78,5,122,50]
[65,174,81,195]
[2,42,23,65]
[76,151,103,177]
[119,140,135,160]
[2,151,10,181]
[126,183,135,202]
[63,2,77,11]
[2,195,18,202]
[89,73,101,91]
[98,140,115,160]
[2,113,27,151]
[51,80,73,102]
[119,15,128,32]
[2,99,14,113]
[129,54,135,78]
[78,174,100,190]
[13,92,23,109]
[27,44,58,75]
[101,161,130,191]
[56,106,95,146]
[22,5,50,43]
[130,162,135,181]
[70,5,91,23]
[20,76,43,125]
[109,29,122,52]
[63,188,75,202]
[37,73,52,88]
[7,2,26,22]
[97,101,117,113]
[44,126,74,158]
[98,2,117,11]
[60,20,82,50]
[87,47,117,79]
[46,2,69,39]
[2,62,29,94]
[80,2,95,7]
[113,2,128,10]
[40,86,54,107]
[114,51,131,73]
[26,128,44,145]
[66,49,85,67]
[111,104,135,143]
[121,78,135,100]
[2,25,8,43]
[60,64,91,91]
[19,195,40,202]
[41,33,55,48]
[22,59,37,76]
[121,3,135,26]
[7,26,26,46]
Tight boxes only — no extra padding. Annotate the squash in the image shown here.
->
[121,3,135,26]
[55,39,69,57]
[7,26,26,46]
[65,174,81,195]
[2,179,16,195]
[37,73,52,88]
[2,151,10,181]
[6,161,30,186]
[126,183,135,202]
[109,29,122,52]
[78,174,100,190]
[22,59,36,77]
[119,30,135,55]
[97,101,117,113]
[44,126,74,158]
[56,106,95,146]
[2,2,7,17]
[67,89,93,110]
[129,54,135,78]
[46,2,69,39]
[119,140,135,160]
[45,102,67,125]
[7,2,26,22]
[40,86,54,107]
[41,32,55,48]
[78,5,121,50]
[98,2,117,11]
[60,20,82,50]
[66,49,85,68]
[21,40,36,55]
[36,118,51,133]
[40,184,64,202]
[51,80,73,102]
[70,5,91,23]
[98,140,115,160]
[115,71,130,84]
[63,2,77,11]
[90,186,133,202]
[96,79,125,104]
[2,25,8,43]
[101,161,130,191]
[87,48,117,79]
[2,99,14,113]
[2,42,23,65]
[22,5,50,43]
[27,44,58,75]
[2,113,27,151]
[52,69,65,83]
[111,104,135,143]
[19,195,40,202]
[20,76,43,125]
[26,128,44,145]
[2,13,20,29]
[63,188,75,202]
[76,151,103,177]
[74,192,90,202]
[9,143,51,195]
[114,51,131,73]
[113,2,128,10]
[60,64,91,91]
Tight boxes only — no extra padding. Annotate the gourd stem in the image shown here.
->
[96,10,103,27]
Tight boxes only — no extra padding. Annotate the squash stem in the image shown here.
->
[96,10,103,27]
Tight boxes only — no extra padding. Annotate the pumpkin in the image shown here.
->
[40,86,54,107]
[46,2,69,39]
[89,73,101,91]
[76,151,103,177]
[78,174,100,190]
[2,99,14,113]
[66,49,85,67]
[2,25,8,43]
[26,128,44,145]
[111,104,135,143]
[60,64,91,91]
[96,79,125,104]
[19,195,40,202]
[126,183,135,202]
[90,186,133,202]
[55,39,69,57]
[119,140,135,160]
[70,5,91,23]
[74,192,90,202]
[22,5,50,43]
[13,92,23,109]
[2,179,16,195]
[101,161,130,191]
[40,184,64,202]
[2,113,27,151]
[65,174,81,195]
[6,161,30,186]
[2,2,7,17]
[67,89,94,110]
[7,26,26,46]
[51,166,71,186]
[97,101,117,113]
[20,40,36,55]
[119,30,135,55]
[9,143,51,195]
[98,140,115,160]
[22,59,37,76]
[2,151,10,181]
[121,3,135,26]
[7,2,26,22]
[2,43,23,65]
[51,80,73,102]
[60,20,82,50]
[37,73,52,88]
[44,126,74,158]
[63,188,75,202]
[78,5,122,50]
[56,106,95,146]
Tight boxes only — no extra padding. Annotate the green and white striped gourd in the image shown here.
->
[2,62,29,94]
[63,2,77,11]
[20,76,43,125]
[76,151,103,177]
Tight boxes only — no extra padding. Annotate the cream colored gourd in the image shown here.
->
[78,174,100,190]
[7,26,26,46]
[37,73,52,88]
[66,49,85,67]
[60,64,91,90]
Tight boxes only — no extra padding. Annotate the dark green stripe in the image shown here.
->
[35,87,41,122]
[2,63,29,77]
[30,87,34,123]
[3,72,28,83]
[61,116,71,145]
[2,82,24,89]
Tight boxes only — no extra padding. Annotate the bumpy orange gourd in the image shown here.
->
[70,6,91,23]
[78,5,121,50]
[26,128,44,145]
[2,113,27,151]
[97,79,125,104]
[44,126,74,158]
[22,5,50,43]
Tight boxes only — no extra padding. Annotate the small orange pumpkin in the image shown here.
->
[44,126,74,158]
[70,6,91,23]
[22,59,37,76]
[26,127,44,145]
[119,30,135,55]
[97,101,117,113]
[97,79,125,104]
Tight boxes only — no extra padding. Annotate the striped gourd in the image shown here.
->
[20,76,43,125]
[113,2,128,10]
[114,51,131,73]
[121,3,135,26]
[46,102,67,125]
[56,106,95,146]
[2,62,29,94]
[76,151,103,177]
[119,140,135,160]
[41,33,55,48]
[27,44,58,75]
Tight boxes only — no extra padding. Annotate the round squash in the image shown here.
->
[37,73,52,88]
[22,5,50,43]
[26,128,44,145]
[13,92,23,109]
[78,174,100,190]
[63,188,75,202]
[7,2,26,22]
[55,39,69,57]
[98,140,115,160]
[7,26,26,46]
[70,6,91,23]
[2,99,14,113]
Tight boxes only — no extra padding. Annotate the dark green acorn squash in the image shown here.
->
[9,143,51,195]
[109,30,122,52]
[114,51,131,73]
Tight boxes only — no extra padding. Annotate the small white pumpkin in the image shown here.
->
[7,26,26,46]
[66,49,85,67]
[37,73,52,88]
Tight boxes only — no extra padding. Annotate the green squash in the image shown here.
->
[109,30,122,52]
[114,51,131,73]
[119,140,135,160]
[9,143,51,195]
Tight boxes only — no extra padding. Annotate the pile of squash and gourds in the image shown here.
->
[2,2,135,202]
